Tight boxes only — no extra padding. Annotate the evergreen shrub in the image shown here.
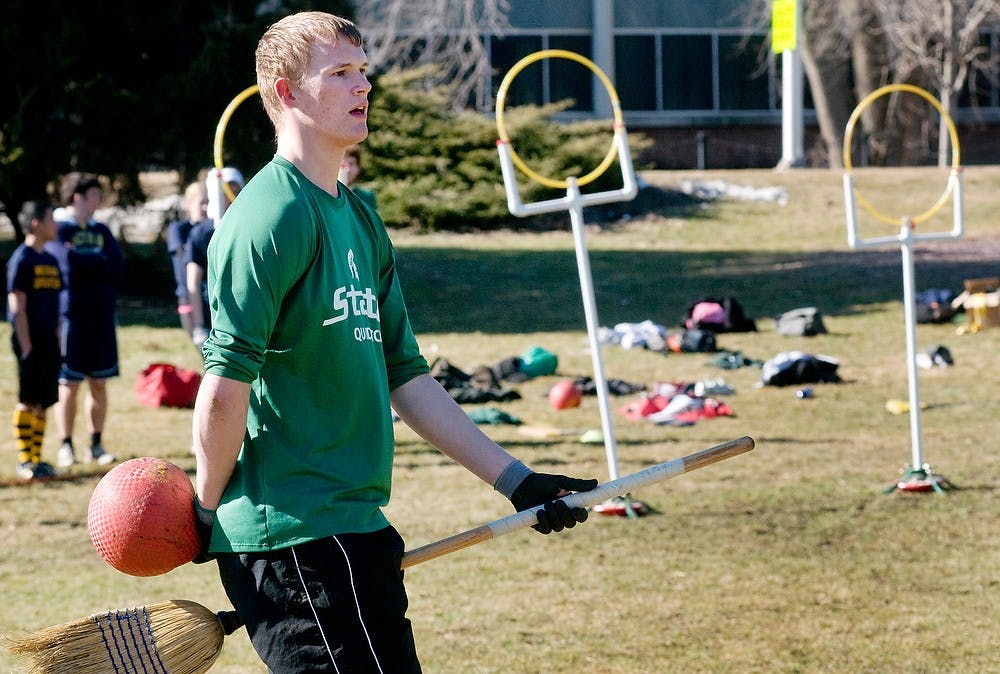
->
[365,67,651,231]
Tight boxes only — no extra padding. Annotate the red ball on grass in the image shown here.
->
[87,457,200,577]
[548,380,582,410]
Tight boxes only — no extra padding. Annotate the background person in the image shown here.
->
[192,12,596,673]
[339,143,377,210]
[186,167,243,349]
[6,200,62,480]
[46,173,123,467]
[165,181,209,338]
[204,165,244,224]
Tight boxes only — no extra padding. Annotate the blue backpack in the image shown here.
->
[915,288,957,324]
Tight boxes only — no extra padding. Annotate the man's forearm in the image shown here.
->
[391,373,516,486]
[193,373,251,509]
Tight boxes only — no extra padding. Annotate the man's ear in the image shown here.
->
[275,78,295,105]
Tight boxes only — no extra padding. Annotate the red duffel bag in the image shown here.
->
[135,363,201,408]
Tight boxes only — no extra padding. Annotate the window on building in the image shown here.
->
[661,35,714,110]
[718,35,770,110]
[615,35,657,110]
[492,29,780,117]
[490,34,594,111]
[491,36,544,107]
[549,35,593,111]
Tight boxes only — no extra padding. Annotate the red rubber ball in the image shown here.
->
[548,380,582,410]
[87,457,200,577]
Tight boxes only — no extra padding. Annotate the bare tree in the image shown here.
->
[799,2,854,167]
[839,0,931,168]
[880,0,1000,166]
[355,0,511,111]
[741,0,1000,168]
[738,0,857,167]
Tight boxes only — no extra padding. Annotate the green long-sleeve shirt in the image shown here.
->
[203,155,428,552]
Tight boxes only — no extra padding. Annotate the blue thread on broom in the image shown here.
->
[91,607,169,674]
[138,606,170,674]
[121,607,158,674]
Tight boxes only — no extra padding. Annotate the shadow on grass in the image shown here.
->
[395,245,997,334]
[108,238,996,333]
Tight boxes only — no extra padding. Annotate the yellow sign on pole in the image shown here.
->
[772,0,797,53]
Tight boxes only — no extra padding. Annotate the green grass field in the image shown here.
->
[1,167,998,673]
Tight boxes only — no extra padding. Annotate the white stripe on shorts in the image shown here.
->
[291,537,385,674]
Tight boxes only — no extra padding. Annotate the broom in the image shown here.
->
[5,600,243,674]
[6,436,754,674]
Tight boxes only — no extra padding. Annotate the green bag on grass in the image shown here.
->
[519,346,558,378]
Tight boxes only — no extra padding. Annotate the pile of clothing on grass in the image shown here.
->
[429,345,560,404]
[598,297,758,356]
[616,379,735,427]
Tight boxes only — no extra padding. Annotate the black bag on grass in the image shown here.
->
[761,351,841,387]
[667,328,718,353]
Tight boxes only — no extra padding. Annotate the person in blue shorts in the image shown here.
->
[47,173,123,467]
[191,12,598,673]
[7,200,62,480]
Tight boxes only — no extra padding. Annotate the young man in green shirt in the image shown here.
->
[192,11,597,673]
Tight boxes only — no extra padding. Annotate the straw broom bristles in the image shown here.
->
[5,599,240,674]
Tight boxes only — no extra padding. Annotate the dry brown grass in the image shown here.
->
[1,167,998,673]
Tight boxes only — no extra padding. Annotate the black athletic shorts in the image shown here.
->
[12,332,60,408]
[217,525,422,674]
[59,313,119,382]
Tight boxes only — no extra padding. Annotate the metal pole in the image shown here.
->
[898,218,924,471]
[778,0,804,168]
[496,123,637,491]
[566,177,621,481]
[843,174,858,248]
[591,0,615,120]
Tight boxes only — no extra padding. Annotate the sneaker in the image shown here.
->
[16,462,36,480]
[88,443,116,466]
[57,442,76,468]
[32,462,57,479]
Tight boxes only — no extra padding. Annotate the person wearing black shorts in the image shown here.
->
[6,200,63,480]
[191,12,598,673]
[217,527,419,672]
[47,173,123,468]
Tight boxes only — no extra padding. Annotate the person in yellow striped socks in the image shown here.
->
[7,200,63,480]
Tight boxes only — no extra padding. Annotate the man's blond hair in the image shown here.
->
[255,12,363,130]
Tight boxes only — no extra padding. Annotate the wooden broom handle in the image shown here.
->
[401,436,754,569]
[212,437,753,635]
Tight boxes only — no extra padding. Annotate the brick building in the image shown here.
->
[473,0,1000,168]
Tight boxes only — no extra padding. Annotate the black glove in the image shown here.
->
[510,472,599,534]
[192,497,216,564]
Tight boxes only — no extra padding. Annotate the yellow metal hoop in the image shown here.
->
[213,84,260,202]
[843,83,961,226]
[495,49,624,190]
